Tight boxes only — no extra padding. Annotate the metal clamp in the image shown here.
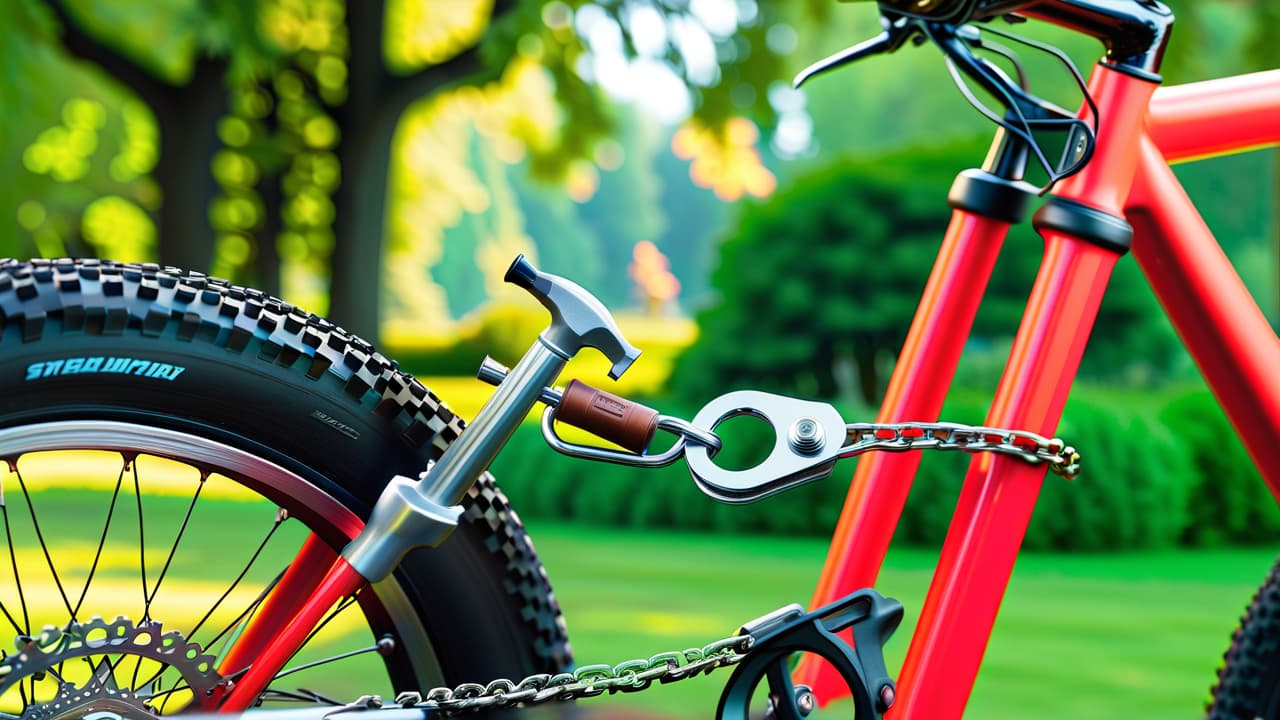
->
[684,391,847,504]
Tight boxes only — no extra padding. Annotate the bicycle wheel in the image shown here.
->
[1208,555,1280,719]
[0,258,571,715]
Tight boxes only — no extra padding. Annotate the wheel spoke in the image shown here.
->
[71,461,126,620]
[0,462,28,636]
[156,673,185,714]
[137,568,289,704]
[143,470,206,620]
[208,568,286,653]
[269,639,387,682]
[188,509,286,641]
[221,594,357,687]
[12,464,75,621]
[292,594,358,668]
[258,688,344,705]
[130,457,148,618]
[0,530,22,636]
[0,427,408,716]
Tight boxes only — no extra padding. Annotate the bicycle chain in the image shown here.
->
[330,424,1076,717]
[841,421,1081,479]
[388,635,753,715]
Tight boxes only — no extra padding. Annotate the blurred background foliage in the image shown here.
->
[1,0,1278,551]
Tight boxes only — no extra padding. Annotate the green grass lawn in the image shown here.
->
[529,523,1277,719]
[5,463,1277,718]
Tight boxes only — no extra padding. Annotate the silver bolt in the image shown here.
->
[788,417,825,455]
[879,683,896,710]
[795,686,816,716]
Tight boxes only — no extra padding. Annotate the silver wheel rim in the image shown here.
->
[0,419,442,699]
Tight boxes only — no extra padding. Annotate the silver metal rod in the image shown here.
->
[425,340,568,505]
[476,356,563,406]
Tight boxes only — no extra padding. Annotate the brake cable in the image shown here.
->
[794,10,1100,193]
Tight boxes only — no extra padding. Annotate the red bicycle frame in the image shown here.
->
[799,62,1280,718]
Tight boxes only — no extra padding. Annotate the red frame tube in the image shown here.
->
[218,557,369,711]
[891,64,1156,717]
[215,534,338,681]
[805,54,1279,718]
[1127,136,1280,499]
[1147,70,1280,163]
[796,210,1013,694]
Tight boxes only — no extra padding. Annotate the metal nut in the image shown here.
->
[788,417,825,455]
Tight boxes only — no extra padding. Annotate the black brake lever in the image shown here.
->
[793,16,920,88]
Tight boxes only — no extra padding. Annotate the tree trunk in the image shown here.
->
[813,341,838,398]
[251,166,283,297]
[326,0,391,339]
[327,108,397,339]
[152,57,227,273]
[47,0,227,272]
[325,0,509,341]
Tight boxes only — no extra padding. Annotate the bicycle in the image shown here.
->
[0,0,1277,718]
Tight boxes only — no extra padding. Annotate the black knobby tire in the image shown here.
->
[0,257,571,695]
[1208,555,1280,719]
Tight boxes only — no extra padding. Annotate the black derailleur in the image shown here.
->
[717,589,903,720]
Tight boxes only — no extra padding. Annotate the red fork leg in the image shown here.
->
[892,235,1121,718]
[887,65,1156,718]
[796,210,1013,698]
[218,556,368,711]
[216,534,338,680]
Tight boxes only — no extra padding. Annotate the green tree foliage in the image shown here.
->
[573,112,666,308]
[11,0,808,341]
[1077,256,1184,383]
[40,0,281,275]
[0,0,162,263]
[670,140,1026,405]
[510,155,605,303]
[1160,390,1280,545]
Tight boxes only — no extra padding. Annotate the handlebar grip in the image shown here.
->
[554,380,659,454]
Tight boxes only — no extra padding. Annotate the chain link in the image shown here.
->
[841,421,1080,479]
[390,635,753,715]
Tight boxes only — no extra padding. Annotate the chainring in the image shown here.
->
[1,617,222,720]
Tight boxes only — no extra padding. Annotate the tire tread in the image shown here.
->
[0,257,572,677]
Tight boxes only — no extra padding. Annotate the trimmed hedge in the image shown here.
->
[489,387,1280,551]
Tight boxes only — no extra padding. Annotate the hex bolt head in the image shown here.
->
[788,417,825,455]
